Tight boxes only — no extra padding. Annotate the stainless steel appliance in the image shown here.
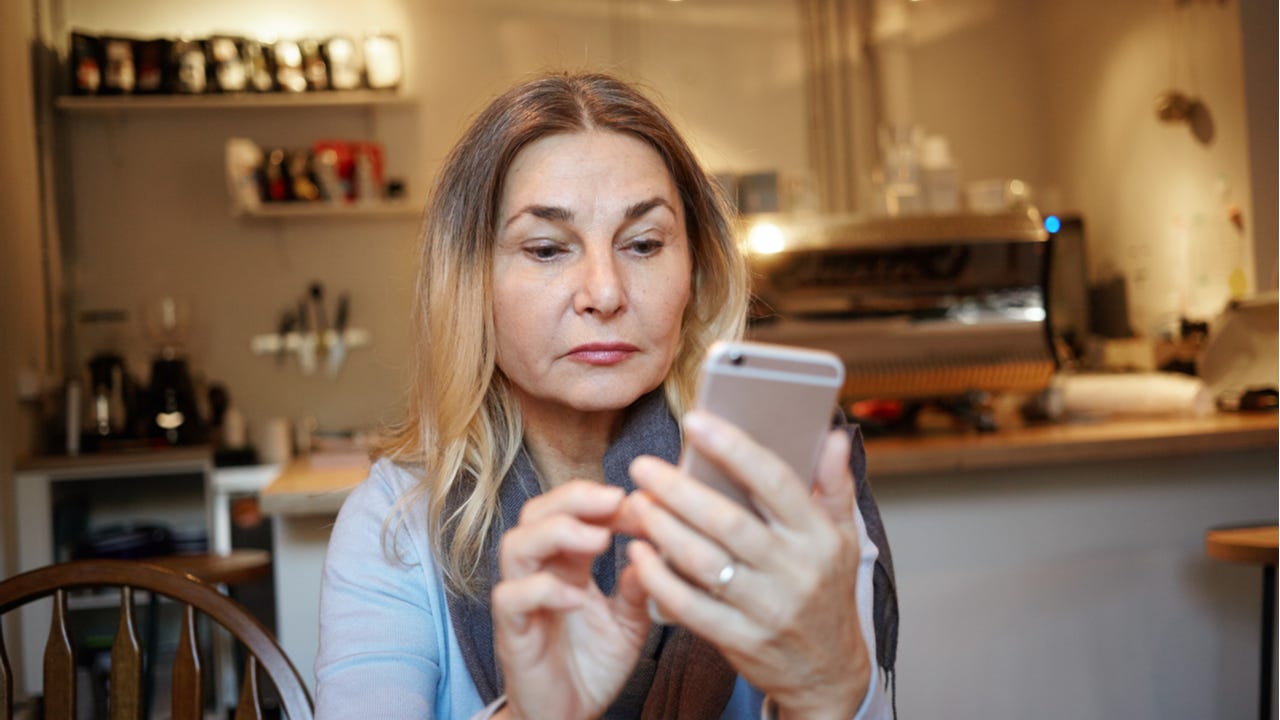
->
[744,209,1055,404]
[86,352,134,438]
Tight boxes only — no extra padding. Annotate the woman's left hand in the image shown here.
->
[625,410,871,720]
[492,481,654,720]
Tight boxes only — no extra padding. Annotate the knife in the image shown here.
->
[297,296,317,375]
[310,282,329,365]
[276,310,296,366]
[327,293,350,378]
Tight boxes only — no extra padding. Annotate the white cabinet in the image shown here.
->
[12,450,279,710]
[13,448,212,699]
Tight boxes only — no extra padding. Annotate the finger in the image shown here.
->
[627,490,738,593]
[492,573,587,635]
[612,490,648,539]
[626,540,757,647]
[629,489,804,626]
[614,563,656,633]
[499,513,613,581]
[517,481,626,527]
[811,429,856,524]
[628,455,773,569]
[681,410,817,528]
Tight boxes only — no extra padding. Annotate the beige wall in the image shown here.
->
[2,0,49,606]
[1238,0,1278,291]
[49,0,804,440]
[23,0,1278,440]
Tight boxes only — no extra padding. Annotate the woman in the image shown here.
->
[316,71,897,719]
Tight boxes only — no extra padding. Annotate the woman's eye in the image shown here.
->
[627,237,664,257]
[525,243,565,261]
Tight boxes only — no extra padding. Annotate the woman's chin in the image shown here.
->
[563,389,646,414]
[551,381,659,416]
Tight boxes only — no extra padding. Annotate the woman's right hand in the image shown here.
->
[491,480,652,720]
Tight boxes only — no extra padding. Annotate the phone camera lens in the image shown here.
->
[729,351,744,366]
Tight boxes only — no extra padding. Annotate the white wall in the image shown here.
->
[875,448,1275,720]
[901,0,1264,336]
[906,0,1049,200]
[1036,0,1260,332]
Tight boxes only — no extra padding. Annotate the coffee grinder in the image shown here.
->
[144,296,206,445]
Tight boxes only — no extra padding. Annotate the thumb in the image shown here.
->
[811,429,856,523]
[614,556,656,637]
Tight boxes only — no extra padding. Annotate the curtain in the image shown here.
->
[797,0,880,214]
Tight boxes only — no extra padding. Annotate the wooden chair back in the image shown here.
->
[0,559,312,720]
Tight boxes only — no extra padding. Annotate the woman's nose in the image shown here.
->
[573,249,624,317]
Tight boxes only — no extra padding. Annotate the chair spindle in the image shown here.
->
[234,655,263,720]
[110,586,142,720]
[1,619,14,720]
[0,560,310,719]
[171,604,202,720]
[44,589,75,720]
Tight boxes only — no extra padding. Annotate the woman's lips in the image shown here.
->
[568,343,639,366]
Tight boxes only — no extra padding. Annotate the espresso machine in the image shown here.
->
[743,209,1057,431]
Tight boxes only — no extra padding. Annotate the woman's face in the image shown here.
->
[492,129,693,421]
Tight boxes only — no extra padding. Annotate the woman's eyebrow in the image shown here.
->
[503,204,572,229]
[625,197,673,220]
[503,197,673,229]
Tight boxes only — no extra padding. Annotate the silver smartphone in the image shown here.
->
[679,340,846,513]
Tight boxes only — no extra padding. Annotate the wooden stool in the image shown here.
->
[145,549,272,586]
[139,550,272,717]
[1206,524,1278,720]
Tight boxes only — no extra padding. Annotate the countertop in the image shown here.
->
[864,410,1277,477]
[256,411,1277,516]
[15,445,212,476]
[257,456,371,516]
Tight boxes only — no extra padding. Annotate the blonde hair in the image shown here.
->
[378,72,749,597]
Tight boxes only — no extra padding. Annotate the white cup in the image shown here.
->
[222,408,248,449]
[255,416,293,465]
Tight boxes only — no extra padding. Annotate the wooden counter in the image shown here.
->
[258,456,370,516]
[865,410,1278,478]
[258,411,1277,516]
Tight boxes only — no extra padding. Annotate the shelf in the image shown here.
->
[16,445,211,479]
[234,201,418,220]
[56,89,413,112]
[68,588,169,610]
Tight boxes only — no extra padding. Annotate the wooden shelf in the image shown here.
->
[68,588,166,610]
[56,89,412,112]
[16,445,211,479]
[233,201,418,220]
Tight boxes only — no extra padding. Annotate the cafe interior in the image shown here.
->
[1,0,1277,717]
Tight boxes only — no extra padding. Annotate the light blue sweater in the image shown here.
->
[315,459,888,719]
